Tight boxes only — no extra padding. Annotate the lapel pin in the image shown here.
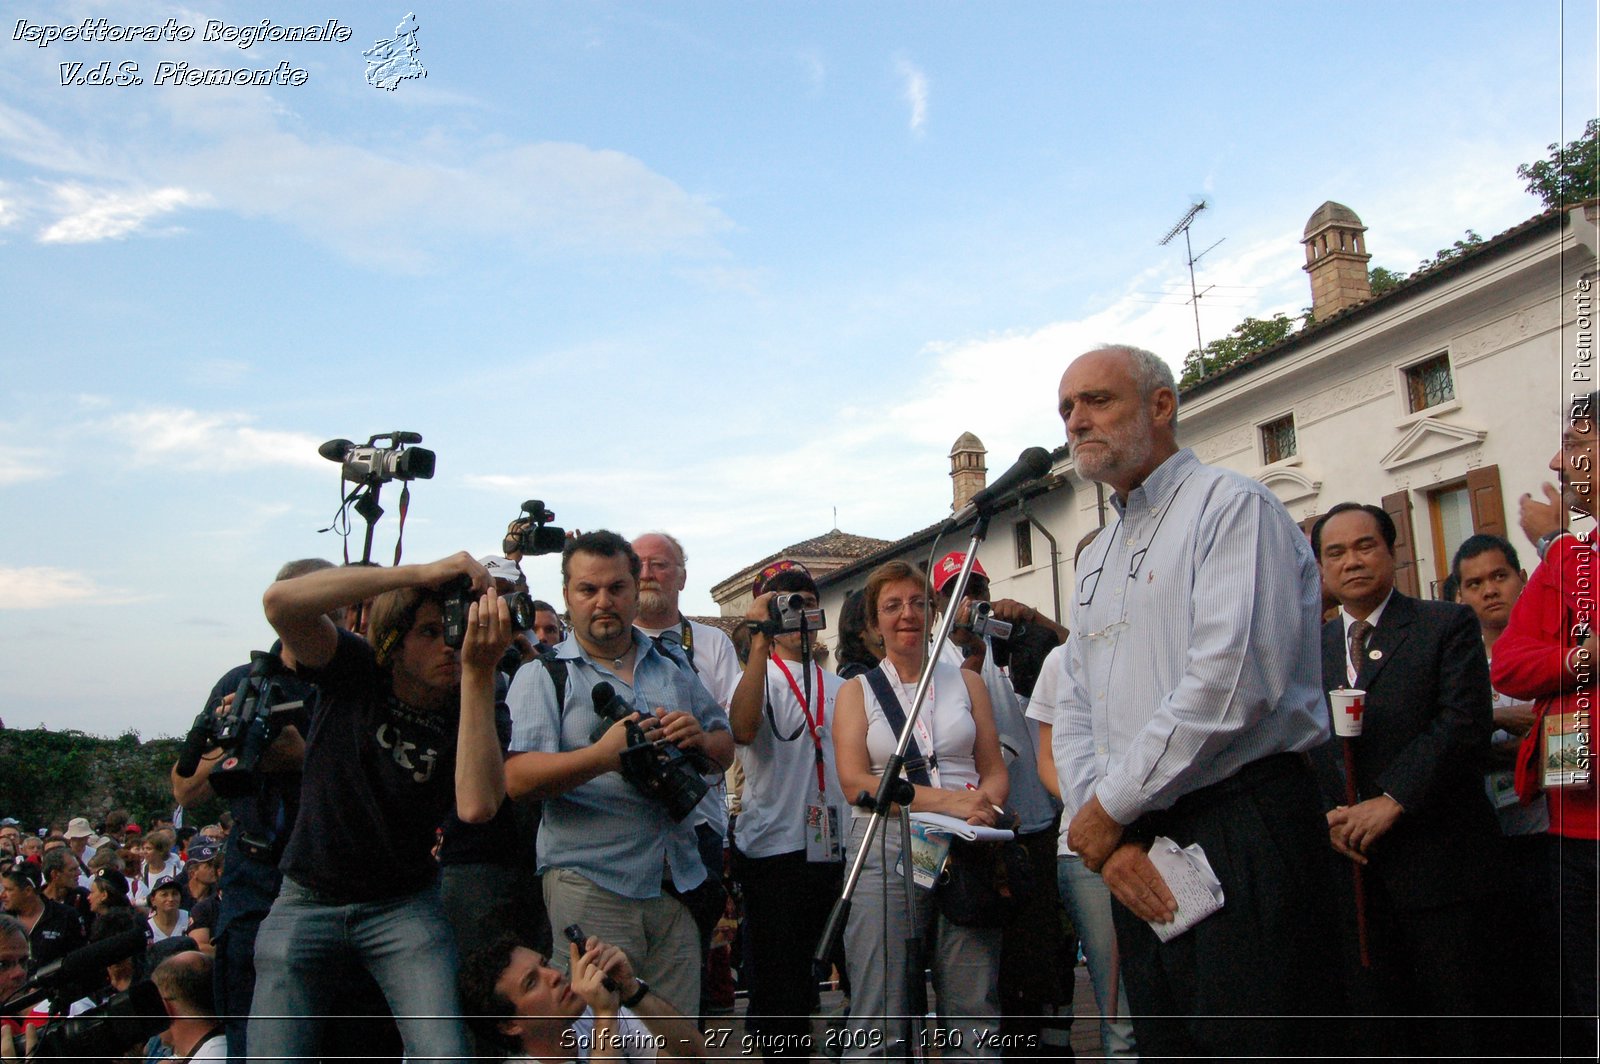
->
[1369,649,1382,660]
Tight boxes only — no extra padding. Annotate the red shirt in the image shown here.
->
[1492,531,1600,839]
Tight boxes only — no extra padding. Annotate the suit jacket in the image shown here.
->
[1311,591,1502,909]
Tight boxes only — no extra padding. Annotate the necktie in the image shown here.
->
[1348,619,1373,682]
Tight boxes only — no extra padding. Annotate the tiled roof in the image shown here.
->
[1182,206,1571,398]
[711,529,894,597]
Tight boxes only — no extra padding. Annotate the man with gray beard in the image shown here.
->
[1053,344,1338,1058]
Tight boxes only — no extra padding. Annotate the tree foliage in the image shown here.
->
[1517,118,1600,209]
[1180,311,1309,386]
[1368,266,1408,296]
[0,727,224,830]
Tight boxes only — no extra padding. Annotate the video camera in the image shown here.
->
[175,651,308,800]
[505,499,566,556]
[588,682,710,821]
[31,981,166,1060]
[748,594,826,638]
[967,600,1013,642]
[319,431,436,486]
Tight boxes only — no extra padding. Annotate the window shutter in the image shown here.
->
[1466,464,1507,539]
[1381,490,1420,597]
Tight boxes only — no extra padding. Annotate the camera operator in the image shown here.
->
[172,558,395,1062]
[246,549,514,1063]
[931,552,1072,1054]
[728,561,848,1059]
[505,531,734,1020]
[152,951,225,1062]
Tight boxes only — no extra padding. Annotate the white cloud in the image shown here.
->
[37,183,209,243]
[101,408,328,471]
[0,567,107,609]
[0,450,55,487]
[895,58,928,135]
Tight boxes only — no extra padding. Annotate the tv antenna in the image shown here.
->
[1158,200,1225,376]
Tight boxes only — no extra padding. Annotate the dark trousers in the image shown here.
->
[732,848,843,1058]
[1557,837,1599,1059]
[1110,754,1342,1062]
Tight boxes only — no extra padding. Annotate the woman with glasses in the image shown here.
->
[831,560,1009,1062]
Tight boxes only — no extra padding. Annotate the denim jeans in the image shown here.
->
[1056,855,1136,1058]
[247,878,470,1063]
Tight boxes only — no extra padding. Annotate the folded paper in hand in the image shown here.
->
[1146,835,1225,943]
[898,813,1016,888]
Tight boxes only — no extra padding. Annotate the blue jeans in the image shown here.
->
[1056,855,1136,1058]
[248,878,470,1063]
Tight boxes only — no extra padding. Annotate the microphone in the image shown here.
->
[944,447,1054,529]
[2,928,147,1014]
[318,438,354,462]
[589,681,637,744]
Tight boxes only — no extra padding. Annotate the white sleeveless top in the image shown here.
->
[855,659,980,812]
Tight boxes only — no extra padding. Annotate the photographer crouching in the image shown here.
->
[247,552,514,1063]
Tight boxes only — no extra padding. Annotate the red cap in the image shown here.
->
[931,551,986,593]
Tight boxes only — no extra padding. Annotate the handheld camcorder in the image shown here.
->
[967,600,1013,641]
[588,681,710,821]
[175,651,308,799]
[506,500,566,556]
[319,431,436,485]
[759,593,825,635]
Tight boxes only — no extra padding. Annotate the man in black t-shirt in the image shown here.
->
[0,863,85,971]
[246,551,513,1064]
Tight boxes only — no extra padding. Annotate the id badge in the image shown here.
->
[805,802,842,863]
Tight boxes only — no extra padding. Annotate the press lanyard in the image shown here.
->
[887,664,939,789]
[773,656,828,794]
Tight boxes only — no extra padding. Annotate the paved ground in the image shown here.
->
[704,963,1109,1061]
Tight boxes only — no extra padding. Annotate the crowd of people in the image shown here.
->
[2,343,1595,1062]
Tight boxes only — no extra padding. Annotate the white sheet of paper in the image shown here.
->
[1145,835,1225,943]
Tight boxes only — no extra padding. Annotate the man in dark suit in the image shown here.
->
[1310,501,1502,1057]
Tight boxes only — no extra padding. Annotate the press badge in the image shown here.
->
[806,802,842,862]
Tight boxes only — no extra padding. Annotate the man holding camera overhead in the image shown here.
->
[246,550,514,1064]
[505,530,734,1019]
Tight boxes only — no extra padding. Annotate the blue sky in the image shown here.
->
[1,0,1594,737]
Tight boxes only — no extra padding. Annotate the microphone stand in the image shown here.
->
[814,513,994,1055]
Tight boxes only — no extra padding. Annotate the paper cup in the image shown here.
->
[1329,688,1367,738]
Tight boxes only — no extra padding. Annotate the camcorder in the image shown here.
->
[588,681,710,821]
[32,982,166,1060]
[175,651,309,800]
[319,431,436,485]
[749,593,825,637]
[967,600,1013,641]
[505,499,566,556]
[440,576,539,647]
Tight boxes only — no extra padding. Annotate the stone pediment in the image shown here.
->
[1379,418,1486,471]
[1256,464,1321,506]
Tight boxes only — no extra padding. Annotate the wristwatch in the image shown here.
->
[620,979,650,1008]
[1536,530,1569,560]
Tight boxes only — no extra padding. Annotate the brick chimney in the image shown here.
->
[950,432,987,513]
[1302,201,1372,319]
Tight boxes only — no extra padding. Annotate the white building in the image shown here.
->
[717,200,1599,638]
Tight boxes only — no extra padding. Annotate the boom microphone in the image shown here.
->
[944,446,1054,529]
[2,929,147,1015]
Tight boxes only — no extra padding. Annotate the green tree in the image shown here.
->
[1517,118,1600,209]
[1180,311,1307,386]
[1368,265,1408,296]
[1415,230,1484,272]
